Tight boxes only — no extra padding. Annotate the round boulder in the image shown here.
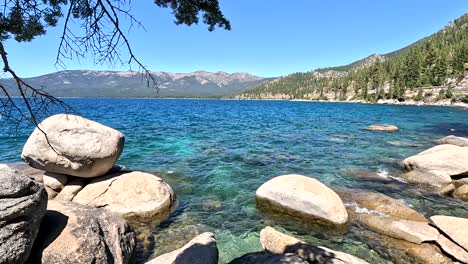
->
[21,114,125,178]
[365,124,399,132]
[256,174,348,225]
[0,165,47,264]
[73,171,175,222]
[29,200,136,263]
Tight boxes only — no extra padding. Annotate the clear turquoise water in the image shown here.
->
[1,99,468,263]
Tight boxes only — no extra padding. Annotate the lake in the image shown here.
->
[2,99,468,263]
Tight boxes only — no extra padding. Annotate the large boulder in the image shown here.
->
[0,165,47,264]
[259,226,369,264]
[401,144,468,178]
[337,188,427,222]
[29,200,136,263]
[437,135,468,147]
[430,215,468,252]
[365,124,399,132]
[73,171,175,222]
[21,114,125,178]
[146,233,218,264]
[256,174,348,225]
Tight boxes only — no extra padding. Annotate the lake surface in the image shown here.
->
[2,99,468,263]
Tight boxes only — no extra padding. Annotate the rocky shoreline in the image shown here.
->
[1,115,468,264]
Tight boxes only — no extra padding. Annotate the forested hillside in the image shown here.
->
[238,14,468,103]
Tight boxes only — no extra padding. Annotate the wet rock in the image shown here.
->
[21,114,125,178]
[402,144,468,178]
[0,165,47,264]
[73,170,175,222]
[437,135,468,147]
[400,169,452,187]
[30,200,136,263]
[337,188,427,222]
[452,184,468,200]
[358,215,439,244]
[145,233,217,264]
[259,226,369,264]
[365,124,399,132]
[342,169,392,182]
[54,178,87,201]
[256,174,348,225]
[430,215,468,251]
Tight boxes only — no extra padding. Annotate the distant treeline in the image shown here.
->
[241,14,468,102]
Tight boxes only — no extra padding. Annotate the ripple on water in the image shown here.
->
[1,99,468,263]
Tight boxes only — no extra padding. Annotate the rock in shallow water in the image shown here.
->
[29,200,136,264]
[0,165,47,264]
[73,170,176,222]
[402,144,468,178]
[337,188,427,222]
[21,114,125,178]
[259,226,369,264]
[365,124,399,132]
[437,135,468,147]
[256,174,348,225]
[146,232,218,264]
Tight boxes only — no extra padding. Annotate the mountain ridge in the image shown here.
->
[0,70,274,98]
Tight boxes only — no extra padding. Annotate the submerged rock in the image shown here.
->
[337,188,427,222]
[21,114,125,178]
[452,184,468,200]
[430,215,468,252]
[0,165,47,264]
[365,124,399,132]
[30,200,136,264]
[437,135,468,147]
[259,226,369,264]
[146,232,218,264]
[256,174,348,225]
[400,169,452,187]
[73,170,175,222]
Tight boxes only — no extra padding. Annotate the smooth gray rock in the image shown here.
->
[29,200,136,264]
[21,114,125,178]
[0,165,47,264]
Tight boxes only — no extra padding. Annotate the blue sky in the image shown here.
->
[3,0,468,77]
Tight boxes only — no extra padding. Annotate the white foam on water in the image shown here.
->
[167,170,175,174]
[377,169,407,183]
[344,201,388,217]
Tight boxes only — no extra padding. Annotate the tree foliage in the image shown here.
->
[241,14,468,102]
[0,0,230,127]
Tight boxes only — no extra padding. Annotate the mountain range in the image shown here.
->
[1,70,274,98]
